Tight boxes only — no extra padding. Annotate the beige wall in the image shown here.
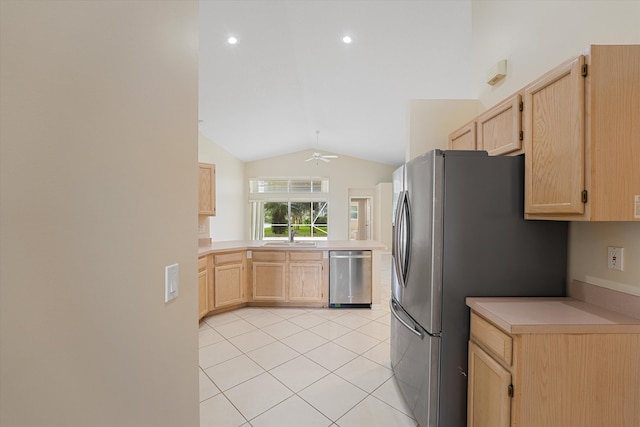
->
[0,2,200,426]
[198,132,246,241]
[471,0,640,295]
[245,150,396,244]
[407,99,481,161]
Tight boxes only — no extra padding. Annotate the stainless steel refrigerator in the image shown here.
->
[390,150,568,427]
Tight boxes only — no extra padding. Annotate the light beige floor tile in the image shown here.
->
[203,355,265,391]
[260,319,304,340]
[331,314,372,329]
[270,355,330,392]
[333,330,381,354]
[335,395,417,427]
[232,307,270,318]
[199,369,220,402]
[287,313,328,329]
[374,313,391,326]
[362,341,391,369]
[334,356,393,393]
[280,330,328,354]
[246,341,300,370]
[199,321,212,332]
[304,342,358,371]
[351,308,389,320]
[372,377,414,417]
[356,321,391,341]
[199,340,243,369]
[244,311,286,327]
[251,395,332,427]
[228,329,276,353]
[266,308,309,319]
[298,373,367,422]
[214,319,258,339]
[203,311,241,328]
[309,321,352,340]
[198,328,225,348]
[200,394,246,427]
[224,373,293,421]
[311,309,350,320]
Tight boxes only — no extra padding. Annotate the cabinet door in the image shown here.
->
[524,56,585,215]
[289,262,323,302]
[214,263,245,308]
[448,122,476,150]
[198,163,216,216]
[252,262,286,301]
[198,260,209,319]
[477,93,522,156]
[468,341,511,427]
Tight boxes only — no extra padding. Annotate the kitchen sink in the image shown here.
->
[262,241,317,247]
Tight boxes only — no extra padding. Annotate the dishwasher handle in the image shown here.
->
[329,254,371,259]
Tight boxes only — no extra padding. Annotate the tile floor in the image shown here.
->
[198,253,418,426]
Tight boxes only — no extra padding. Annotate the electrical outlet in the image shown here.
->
[607,247,624,271]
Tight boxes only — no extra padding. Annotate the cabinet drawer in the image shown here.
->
[252,251,286,262]
[198,256,208,272]
[289,251,323,262]
[470,312,513,366]
[215,252,244,265]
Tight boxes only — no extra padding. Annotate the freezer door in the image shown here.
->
[400,150,444,334]
[390,298,440,427]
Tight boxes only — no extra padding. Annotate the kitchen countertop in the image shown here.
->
[466,297,640,334]
[198,240,387,257]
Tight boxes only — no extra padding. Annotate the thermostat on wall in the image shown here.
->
[487,60,507,85]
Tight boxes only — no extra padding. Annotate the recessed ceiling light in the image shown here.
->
[342,35,352,44]
[227,36,238,45]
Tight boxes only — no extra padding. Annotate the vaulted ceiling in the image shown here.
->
[198,0,474,165]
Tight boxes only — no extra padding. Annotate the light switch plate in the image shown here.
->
[165,263,179,302]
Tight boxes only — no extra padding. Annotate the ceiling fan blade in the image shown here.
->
[319,157,331,163]
[305,157,315,162]
[323,155,338,159]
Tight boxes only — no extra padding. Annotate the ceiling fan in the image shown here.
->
[305,130,338,163]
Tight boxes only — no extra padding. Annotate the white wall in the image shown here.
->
[471,0,640,294]
[245,150,396,242]
[0,2,200,426]
[198,132,246,241]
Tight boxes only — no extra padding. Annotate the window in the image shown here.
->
[249,178,329,240]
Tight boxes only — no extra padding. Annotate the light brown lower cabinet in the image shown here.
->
[467,311,640,427]
[288,252,325,303]
[249,250,328,307]
[213,251,246,308]
[198,256,209,320]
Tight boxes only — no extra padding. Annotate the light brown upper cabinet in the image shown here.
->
[448,122,477,151]
[198,162,216,216]
[524,45,640,221]
[477,92,523,156]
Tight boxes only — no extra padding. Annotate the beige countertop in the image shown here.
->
[198,240,387,257]
[466,297,640,334]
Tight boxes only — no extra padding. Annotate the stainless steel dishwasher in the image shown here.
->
[329,250,372,308]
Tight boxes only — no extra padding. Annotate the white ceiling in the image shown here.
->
[199,0,474,165]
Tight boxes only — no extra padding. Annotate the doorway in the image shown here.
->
[349,196,373,240]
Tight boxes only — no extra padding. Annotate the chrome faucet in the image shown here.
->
[289,229,298,242]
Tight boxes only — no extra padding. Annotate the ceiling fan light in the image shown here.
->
[342,35,352,44]
[227,36,238,45]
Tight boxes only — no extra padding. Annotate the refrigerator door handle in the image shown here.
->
[401,190,411,284]
[393,190,411,287]
[390,299,423,339]
[392,191,405,286]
